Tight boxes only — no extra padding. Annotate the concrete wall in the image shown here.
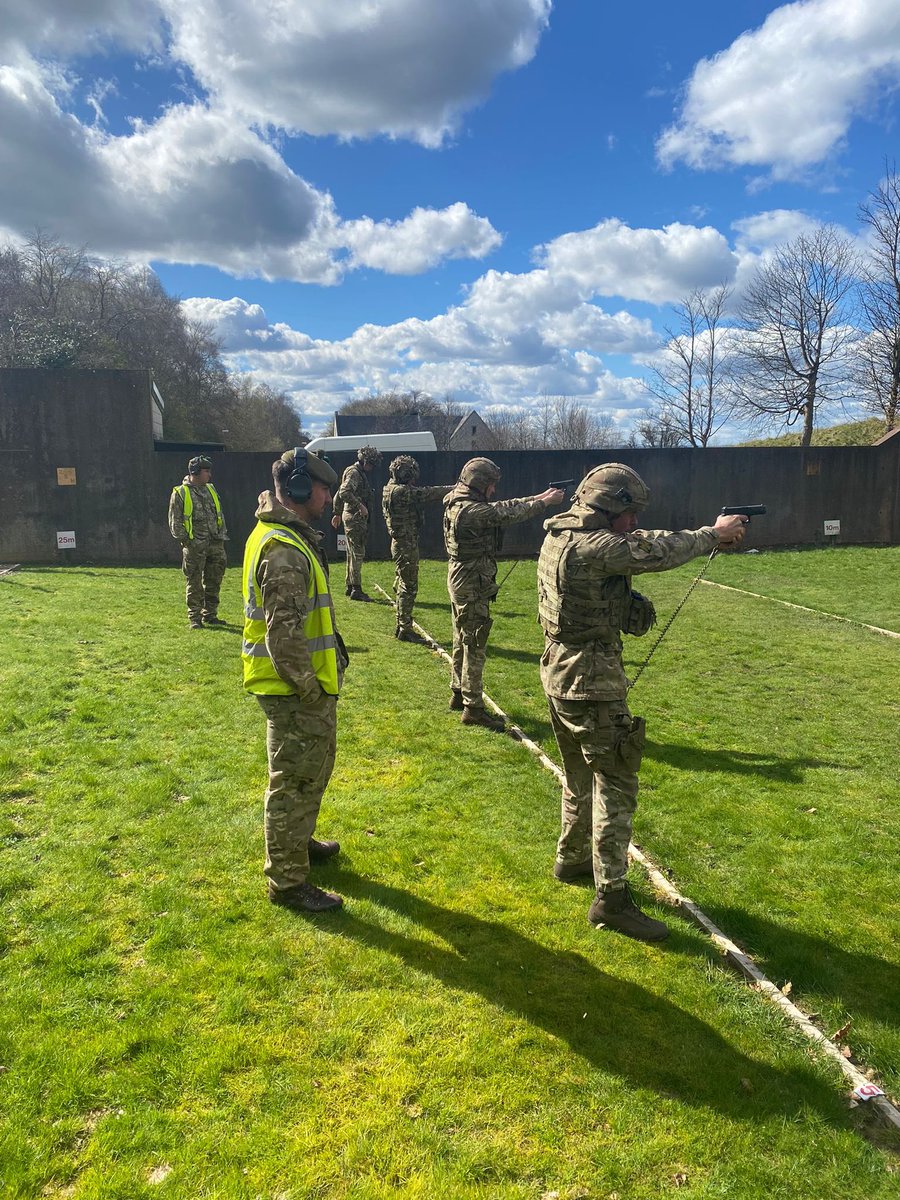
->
[2,368,898,564]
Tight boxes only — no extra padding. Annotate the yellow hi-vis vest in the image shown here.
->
[175,483,223,539]
[241,521,340,696]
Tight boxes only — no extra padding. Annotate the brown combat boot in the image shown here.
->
[308,837,340,862]
[449,689,464,711]
[588,884,669,942]
[396,628,427,644]
[268,881,343,912]
[461,705,506,733]
[189,618,204,630]
[554,858,593,883]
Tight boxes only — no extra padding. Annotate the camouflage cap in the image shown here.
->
[279,447,338,488]
[574,462,649,513]
[357,445,382,466]
[187,455,213,474]
[459,457,501,492]
[389,454,419,483]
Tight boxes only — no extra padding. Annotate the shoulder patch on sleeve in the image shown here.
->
[631,535,654,554]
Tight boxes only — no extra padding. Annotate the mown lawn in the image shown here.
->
[1,558,898,1198]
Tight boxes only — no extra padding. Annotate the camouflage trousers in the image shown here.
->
[546,695,645,892]
[343,518,368,591]
[256,691,338,890]
[449,592,493,708]
[391,537,420,631]
[181,540,227,621]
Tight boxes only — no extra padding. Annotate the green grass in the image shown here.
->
[1,563,898,1198]
[739,417,890,446]
[701,545,900,632]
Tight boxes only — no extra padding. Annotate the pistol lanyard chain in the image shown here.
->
[495,558,521,594]
[627,547,719,691]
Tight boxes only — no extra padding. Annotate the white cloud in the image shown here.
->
[341,203,502,273]
[535,218,737,304]
[0,0,162,59]
[0,68,501,281]
[0,1,539,276]
[162,0,551,147]
[657,0,900,179]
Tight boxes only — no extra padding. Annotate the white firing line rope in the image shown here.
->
[699,580,900,640]
[372,580,900,1130]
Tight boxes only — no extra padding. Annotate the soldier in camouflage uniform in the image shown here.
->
[444,458,564,731]
[331,445,381,600]
[537,462,747,941]
[242,449,350,913]
[168,455,228,629]
[382,455,453,642]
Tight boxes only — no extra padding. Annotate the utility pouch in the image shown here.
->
[618,715,646,771]
[622,591,656,637]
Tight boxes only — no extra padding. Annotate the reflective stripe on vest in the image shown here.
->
[241,521,340,696]
[175,483,223,540]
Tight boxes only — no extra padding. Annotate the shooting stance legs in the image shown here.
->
[343,517,371,600]
[548,696,667,942]
[450,597,504,731]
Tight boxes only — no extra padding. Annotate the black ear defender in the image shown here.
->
[286,447,312,502]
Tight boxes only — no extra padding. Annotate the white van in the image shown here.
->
[304,431,437,454]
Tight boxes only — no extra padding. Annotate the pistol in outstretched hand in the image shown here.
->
[721,504,766,522]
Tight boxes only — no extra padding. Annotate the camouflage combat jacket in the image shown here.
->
[382,482,453,545]
[252,492,348,703]
[168,477,228,543]
[538,505,718,701]
[334,463,372,526]
[443,485,549,601]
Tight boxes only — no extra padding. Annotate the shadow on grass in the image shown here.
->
[645,740,848,783]
[322,871,846,1125]
[485,645,542,665]
[704,906,900,1032]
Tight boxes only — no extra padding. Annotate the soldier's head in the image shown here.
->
[389,454,419,484]
[188,454,212,483]
[573,463,649,533]
[459,457,501,498]
[273,448,338,520]
[357,445,381,472]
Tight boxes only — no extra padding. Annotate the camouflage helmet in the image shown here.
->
[187,454,213,474]
[459,457,501,493]
[389,454,419,484]
[574,462,650,513]
[357,445,382,467]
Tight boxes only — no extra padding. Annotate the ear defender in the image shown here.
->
[286,447,312,502]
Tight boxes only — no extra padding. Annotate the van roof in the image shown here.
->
[305,431,437,452]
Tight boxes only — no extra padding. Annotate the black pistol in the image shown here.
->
[721,504,766,522]
[550,478,576,496]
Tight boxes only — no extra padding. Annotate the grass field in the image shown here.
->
[1,550,898,1198]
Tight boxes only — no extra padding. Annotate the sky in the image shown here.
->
[2,0,900,436]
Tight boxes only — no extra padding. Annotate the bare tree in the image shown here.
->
[647,286,735,446]
[856,164,900,430]
[735,225,860,447]
[489,395,619,449]
[627,405,686,448]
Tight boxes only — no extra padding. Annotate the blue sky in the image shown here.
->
[2,0,899,434]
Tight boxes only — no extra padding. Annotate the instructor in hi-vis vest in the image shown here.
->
[168,454,228,629]
[242,448,349,914]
